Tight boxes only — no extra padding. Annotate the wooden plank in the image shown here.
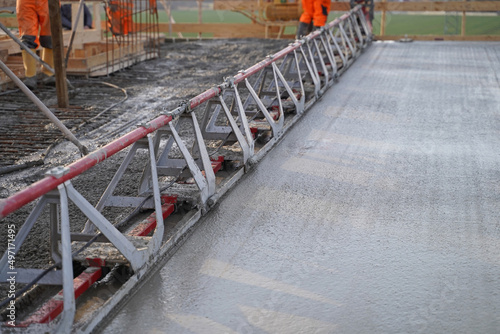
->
[380,0,386,36]
[70,2,85,50]
[48,0,69,107]
[0,28,101,56]
[0,37,19,54]
[159,22,267,37]
[213,0,260,11]
[461,12,466,37]
[66,42,144,72]
[0,17,17,27]
[376,35,500,42]
[330,2,351,12]
[0,48,7,61]
[0,0,15,8]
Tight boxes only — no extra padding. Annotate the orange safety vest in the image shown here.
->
[300,0,331,27]
[106,0,134,35]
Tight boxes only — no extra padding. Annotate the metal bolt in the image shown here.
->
[45,166,70,178]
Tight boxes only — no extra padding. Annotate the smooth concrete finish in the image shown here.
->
[103,41,500,334]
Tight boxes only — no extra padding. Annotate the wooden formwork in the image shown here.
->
[0,0,160,88]
[66,34,161,76]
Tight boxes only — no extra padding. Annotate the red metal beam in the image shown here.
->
[16,267,102,326]
[128,196,178,237]
[211,156,224,174]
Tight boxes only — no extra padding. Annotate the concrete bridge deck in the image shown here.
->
[102,41,500,334]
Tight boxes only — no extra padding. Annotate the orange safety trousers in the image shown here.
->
[300,0,331,27]
[16,0,52,49]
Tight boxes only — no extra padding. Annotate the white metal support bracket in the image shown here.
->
[233,83,255,157]
[218,95,252,164]
[55,182,75,334]
[146,134,164,254]
[271,62,304,115]
[190,111,216,198]
[245,78,283,137]
[65,182,147,271]
[168,122,210,204]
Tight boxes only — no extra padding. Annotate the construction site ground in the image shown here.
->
[100,41,500,333]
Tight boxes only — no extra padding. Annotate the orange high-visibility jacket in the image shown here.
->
[300,0,331,27]
[16,0,52,49]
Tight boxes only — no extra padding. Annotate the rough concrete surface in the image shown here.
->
[102,41,500,333]
[0,39,289,306]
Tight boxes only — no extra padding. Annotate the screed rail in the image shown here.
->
[0,6,371,333]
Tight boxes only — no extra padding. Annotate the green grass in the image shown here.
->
[372,14,500,35]
[159,10,499,36]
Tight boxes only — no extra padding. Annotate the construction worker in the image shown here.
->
[16,0,55,90]
[296,0,331,38]
[61,4,93,31]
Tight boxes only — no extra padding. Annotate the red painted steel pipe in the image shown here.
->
[0,115,172,220]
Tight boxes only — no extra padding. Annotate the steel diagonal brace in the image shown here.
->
[334,28,347,60]
[218,95,251,164]
[55,182,75,334]
[319,34,338,79]
[339,23,355,59]
[168,122,211,204]
[271,62,285,130]
[233,84,255,157]
[190,112,216,198]
[245,78,283,137]
[337,25,353,65]
[350,15,364,47]
[146,134,164,254]
[327,28,347,67]
[271,62,303,115]
[293,49,306,113]
[64,182,147,271]
[312,37,330,86]
[300,45,320,97]
[357,10,372,42]
[347,17,362,55]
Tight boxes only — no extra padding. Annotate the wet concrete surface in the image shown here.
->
[102,41,500,333]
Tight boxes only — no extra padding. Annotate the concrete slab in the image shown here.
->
[102,41,500,334]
